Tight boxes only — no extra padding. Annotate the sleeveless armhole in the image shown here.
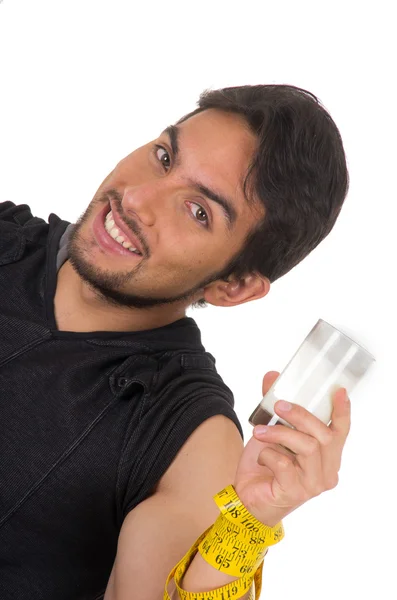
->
[115,353,243,523]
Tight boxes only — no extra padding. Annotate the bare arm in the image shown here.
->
[103,414,254,600]
[104,373,351,599]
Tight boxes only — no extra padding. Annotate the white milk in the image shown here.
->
[256,338,360,427]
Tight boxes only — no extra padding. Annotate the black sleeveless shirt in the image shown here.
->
[0,201,243,599]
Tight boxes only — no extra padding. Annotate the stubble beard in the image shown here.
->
[65,195,226,310]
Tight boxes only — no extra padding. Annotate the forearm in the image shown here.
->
[166,485,277,600]
[171,551,254,600]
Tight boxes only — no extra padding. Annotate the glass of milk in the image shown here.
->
[249,319,375,429]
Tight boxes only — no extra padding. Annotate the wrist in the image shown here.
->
[233,483,283,528]
[164,485,283,600]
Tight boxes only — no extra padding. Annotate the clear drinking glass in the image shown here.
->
[249,319,375,428]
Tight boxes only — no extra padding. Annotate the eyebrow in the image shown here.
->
[162,124,238,229]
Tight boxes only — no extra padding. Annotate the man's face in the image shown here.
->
[68,108,263,308]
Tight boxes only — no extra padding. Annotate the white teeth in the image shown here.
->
[104,209,141,254]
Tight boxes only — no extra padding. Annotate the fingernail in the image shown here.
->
[277,400,292,412]
[343,389,350,403]
[255,425,268,435]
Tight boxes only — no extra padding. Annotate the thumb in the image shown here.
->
[262,371,280,396]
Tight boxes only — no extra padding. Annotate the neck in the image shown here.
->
[54,260,187,333]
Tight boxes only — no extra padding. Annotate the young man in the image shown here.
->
[0,84,351,599]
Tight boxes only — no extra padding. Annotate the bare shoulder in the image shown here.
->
[157,414,244,497]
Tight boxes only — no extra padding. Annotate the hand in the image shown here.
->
[234,371,351,527]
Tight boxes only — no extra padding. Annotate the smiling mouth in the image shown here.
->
[103,209,142,255]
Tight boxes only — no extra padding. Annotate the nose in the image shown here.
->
[121,184,157,227]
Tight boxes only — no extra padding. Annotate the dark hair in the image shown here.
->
[177,84,349,288]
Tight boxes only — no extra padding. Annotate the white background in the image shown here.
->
[0,1,395,598]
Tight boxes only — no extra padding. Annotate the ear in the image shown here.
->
[203,274,270,307]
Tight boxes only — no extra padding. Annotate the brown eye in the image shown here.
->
[187,201,209,226]
[155,146,171,171]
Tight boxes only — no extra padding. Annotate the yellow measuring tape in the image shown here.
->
[199,513,268,578]
[212,486,284,546]
[164,486,284,599]
[164,527,260,600]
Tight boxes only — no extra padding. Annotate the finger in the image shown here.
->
[321,388,351,478]
[257,446,301,496]
[262,371,280,397]
[254,424,321,459]
[254,425,324,495]
[271,392,349,490]
[329,387,351,442]
[273,400,334,446]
